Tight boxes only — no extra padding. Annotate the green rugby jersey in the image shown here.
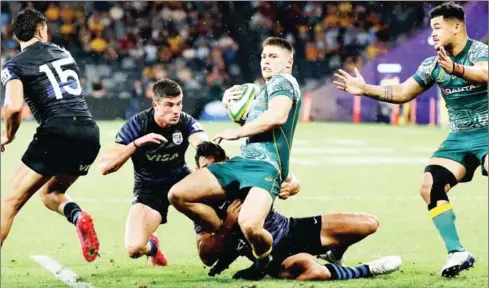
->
[413,39,488,132]
[240,74,302,180]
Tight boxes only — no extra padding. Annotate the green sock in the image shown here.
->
[430,203,464,253]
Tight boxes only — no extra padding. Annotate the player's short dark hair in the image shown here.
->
[13,8,47,42]
[262,37,294,55]
[195,141,227,168]
[429,2,465,22]
[152,79,182,101]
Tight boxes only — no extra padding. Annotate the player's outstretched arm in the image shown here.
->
[334,68,426,104]
[236,96,293,138]
[99,133,167,175]
[195,200,241,266]
[99,143,137,175]
[1,79,24,150]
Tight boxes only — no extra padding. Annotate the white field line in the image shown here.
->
[408,146,437,152]
[325,138,366,146]
[31,255,95,288]
[291,147,394,154]
[290,195,488,202]
[290,157,428,165]
[106,130,435,154]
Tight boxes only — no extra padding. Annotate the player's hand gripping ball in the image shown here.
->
[226,83,261,124]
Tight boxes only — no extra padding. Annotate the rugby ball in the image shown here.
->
[227,83,261,124]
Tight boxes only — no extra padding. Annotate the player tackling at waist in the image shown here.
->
[169,36,302,276]
[192,141,402,281]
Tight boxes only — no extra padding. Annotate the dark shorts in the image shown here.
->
[132,172,190,224]
[132,191,171,225]
[267,216,323,277]
[22,117,100,177]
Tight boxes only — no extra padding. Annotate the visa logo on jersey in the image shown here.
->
[145,153,179,162]
[79,164,91,172]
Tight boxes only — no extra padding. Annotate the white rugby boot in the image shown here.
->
[366,256,402,276]
[441,251,475,278]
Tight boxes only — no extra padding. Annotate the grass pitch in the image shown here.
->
[1,121,487,288]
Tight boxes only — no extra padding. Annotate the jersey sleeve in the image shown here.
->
[266,75,297,102]
[1,60,20,87]
[181,112,205,135]
[469,41,488,63]
[412,57,436,88]
[115,114,144,145]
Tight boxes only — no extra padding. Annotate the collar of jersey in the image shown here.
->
[452,38,472,61]
[23,40,43,51]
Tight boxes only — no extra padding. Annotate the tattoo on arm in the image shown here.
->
[383,86,393,102]
[363,84,404,104]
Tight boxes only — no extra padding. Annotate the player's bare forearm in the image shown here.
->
[236,110,284,137]
[4,79,25,140]
[237,96,292,138]
[363,77,424,104]
[363,84,408,104]
[4,109,22,140]
[197,225,234,266]
[99,143,137,175]
[457,63,488,84]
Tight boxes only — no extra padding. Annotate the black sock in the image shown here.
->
[147,240,158,256]
[63,202,82,226]
[330,246,348,260]
[325,263,372,280]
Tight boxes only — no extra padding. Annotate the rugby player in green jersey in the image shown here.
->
[334,3,488,278]
[169,37,301,278]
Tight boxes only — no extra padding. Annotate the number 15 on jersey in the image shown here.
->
[39,57,82,100]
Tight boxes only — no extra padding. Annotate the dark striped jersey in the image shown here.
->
[1,41,91,124]
[115,108,204,190]
[194,199,290,251]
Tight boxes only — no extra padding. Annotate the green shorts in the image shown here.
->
[432,128,488,182]
[207,156,282,200]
